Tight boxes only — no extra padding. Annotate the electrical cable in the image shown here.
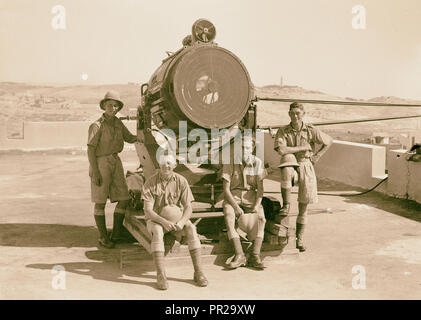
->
[318,176,388,196]
[264,176,388,197]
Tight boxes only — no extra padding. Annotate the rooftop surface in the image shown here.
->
[0,150,420,299]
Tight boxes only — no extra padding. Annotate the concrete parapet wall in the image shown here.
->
[263,134,388,193]
[315,140,387,190]
[387,150,409,199]
[1,122,419,204]
[0,119,137,150]
[408,161,421,203]
[387,149,421,203]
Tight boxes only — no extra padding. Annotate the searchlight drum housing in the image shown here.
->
[135,19,258,205]
[144,19,254,131]
[172,45,253,129]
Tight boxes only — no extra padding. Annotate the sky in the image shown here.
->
[0,0,420,100]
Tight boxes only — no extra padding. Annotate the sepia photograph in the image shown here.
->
[0,0,420,303]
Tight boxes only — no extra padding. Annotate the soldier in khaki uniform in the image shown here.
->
[222,136,266,269]
[274,102,332,252]
[142,154,208,290]
[87,91,138,248]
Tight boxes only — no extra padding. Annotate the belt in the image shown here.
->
[233,187,257,191]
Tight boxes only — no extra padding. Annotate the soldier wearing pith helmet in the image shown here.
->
[87,90,139,249]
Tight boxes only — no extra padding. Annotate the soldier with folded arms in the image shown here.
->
[274,102,332,252]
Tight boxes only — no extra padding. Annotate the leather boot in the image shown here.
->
[248,254,265,270]
[248,237,265,269]
[94,215,114,249]
[227,237,246,269]
[279,188,291,214]
[296,223,306,252]
[110,212,125,243]
[189,248,208,287]
[152,251,168,290]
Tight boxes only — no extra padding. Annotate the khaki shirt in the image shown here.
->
[222,155,264,209]
[142,172,194,214]
[274,122,332,162]
[87,114,137,157]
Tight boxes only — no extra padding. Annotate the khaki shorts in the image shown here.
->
[90,154,130,203]
[297,161,318,204]
[146,219,201,251]
[146,219,196,238]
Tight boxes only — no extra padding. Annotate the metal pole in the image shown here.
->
[256,97,421,108]
[258,114,421,129]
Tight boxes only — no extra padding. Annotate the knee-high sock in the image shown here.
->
[152,251,166,275]
[189,248,203,273]
[231,237,244,256]
[281,188,291,207]
[296,223,305,241]
[94,215,108,239]
[252,237,263,255]
[112,211,125,238]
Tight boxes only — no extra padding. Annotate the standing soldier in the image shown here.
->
[142,154,208,290]
[222,136,266,270]
[274,102,332,252]
[87,91,139,248]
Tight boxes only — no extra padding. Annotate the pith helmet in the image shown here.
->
[160,205,183,223]
[278,154,299,168]
[99,90,124,111]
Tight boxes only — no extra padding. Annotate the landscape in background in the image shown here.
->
[1,82,420,145]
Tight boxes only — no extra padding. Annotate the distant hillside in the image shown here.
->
[1,82,420,143]
[0,82,141,110]
[253,84,421,141]
[255,85,343,101]
[1,81,420,130]
[255,85,421,105]
[367,96,421,104]
[0,82,142,130]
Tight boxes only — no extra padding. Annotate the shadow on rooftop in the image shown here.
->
[341,191,421,223]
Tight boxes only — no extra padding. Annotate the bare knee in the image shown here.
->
[184,222,197,239]
[150,224,164,241]
[298,202,308,214]
[258,214,266,224]
[223,204,236,224]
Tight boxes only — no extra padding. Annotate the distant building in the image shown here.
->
[399,132,421,150]
[371,132,390,145]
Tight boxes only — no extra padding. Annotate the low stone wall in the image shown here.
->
[1,121,419,204]
[315,140,387,192]
[387,149,421,203]
[262,133,389,193]
[0,119,137,150]
[315,142,421,204]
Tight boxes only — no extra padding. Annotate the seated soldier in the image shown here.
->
[222,136,266,270]
[142,153,208,290]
